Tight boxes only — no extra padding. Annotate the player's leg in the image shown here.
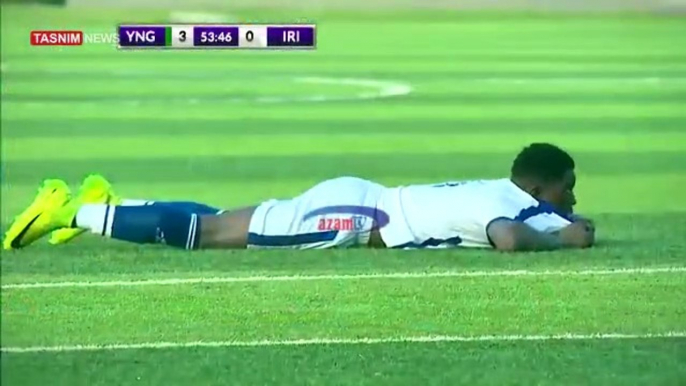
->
[4,176,384,251]
[50,174,223,245]
[4,193,251,251]
[123,176,385,250]
[70,202,252,249]
[52,199,224,246]
[121,200,223,215]
[193,207,256,248]
[2,177,240,250]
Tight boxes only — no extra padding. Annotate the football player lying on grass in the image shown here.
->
[4,143,595,252]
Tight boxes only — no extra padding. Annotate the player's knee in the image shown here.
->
[198,206,256,249]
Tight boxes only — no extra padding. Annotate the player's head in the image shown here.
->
[510,143,577,214]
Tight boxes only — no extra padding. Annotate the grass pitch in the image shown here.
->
[1,6,685,385]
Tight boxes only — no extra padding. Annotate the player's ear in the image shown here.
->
[529,185,543,198]
[513,177,542,198]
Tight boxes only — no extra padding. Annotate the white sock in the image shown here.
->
[76,204,116,237]
[121,199,154,206]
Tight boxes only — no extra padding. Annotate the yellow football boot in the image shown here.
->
[3,179,75,250]
[48,174,122,245]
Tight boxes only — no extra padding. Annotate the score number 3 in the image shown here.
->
[179,30,187,42]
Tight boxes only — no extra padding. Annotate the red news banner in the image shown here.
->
[31,30,119,45]
[30,25,316,49]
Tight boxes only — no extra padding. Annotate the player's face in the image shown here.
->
[539,170,577,215]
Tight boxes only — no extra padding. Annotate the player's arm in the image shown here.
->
[487,218,594,252]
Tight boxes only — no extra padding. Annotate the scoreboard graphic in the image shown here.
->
[118,24,316,49]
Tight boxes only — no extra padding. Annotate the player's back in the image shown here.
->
[377,178,553,249]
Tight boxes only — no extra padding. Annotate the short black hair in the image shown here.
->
[511,143,575,182]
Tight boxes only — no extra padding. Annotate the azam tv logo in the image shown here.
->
[303,205,390,232]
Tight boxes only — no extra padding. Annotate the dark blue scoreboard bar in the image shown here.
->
[118,24,316,49]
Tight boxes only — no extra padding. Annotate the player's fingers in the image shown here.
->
[576,218,594,230]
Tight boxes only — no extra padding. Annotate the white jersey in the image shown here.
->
[377,178,572,249]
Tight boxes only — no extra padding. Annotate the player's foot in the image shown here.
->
[48,174,122,245]
[3,179,75,250]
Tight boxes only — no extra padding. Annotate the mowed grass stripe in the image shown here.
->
[2,212,684,285]
[2,275,683,346]
[4,75,685,97]
[419,79,686,93]
[5,133,686,160]
[6,69,686,84]
[4,71,686,102]
[3,339,684,386]
[6,52,686,64]
[3,266,685,290]
[3,332,686,353]
[368,93,686,105]
[4,118,685,138]
[3,10,685,31]
[5,59,686,73]
[4,103,684,120]
[2,76,387,99]
[6,93,686,105]
[4,153,685,184]
[5,67,686,83]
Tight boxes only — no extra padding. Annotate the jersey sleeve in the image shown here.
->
[478,184,573,246]
[522,212,572,233]
[475,202,524,248]
[482,199,572,242]
[514,201,572,233]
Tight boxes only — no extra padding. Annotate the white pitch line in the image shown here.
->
[2,266,684,291]
[295,77,413,100]
[0,64,413,104]
[0,76,413,104]
[3,331,685,354]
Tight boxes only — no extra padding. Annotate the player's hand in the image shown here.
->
[569,214,595,233]
[559,220,595,249]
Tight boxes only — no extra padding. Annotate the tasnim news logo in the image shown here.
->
[30,30,120,46]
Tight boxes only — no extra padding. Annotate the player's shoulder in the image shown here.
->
[485,178,537,202]
[431,178,520,193]
[449,178,538,213]
[403,178,534,204]
[427,178,501,189]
